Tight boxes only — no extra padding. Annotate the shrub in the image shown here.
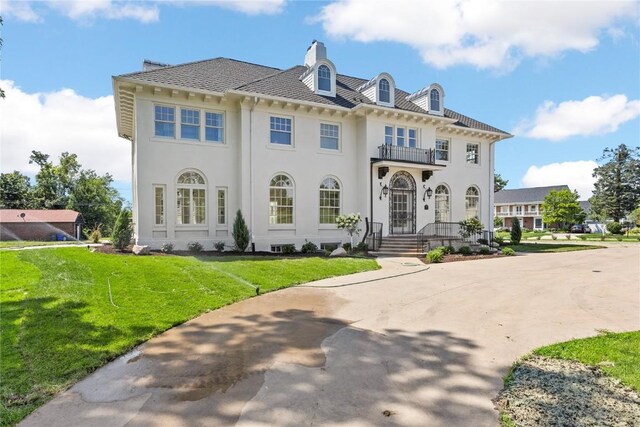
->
[187,241,203,253]
[88,226,102,243]
[442,245,455,254]
[536,235,542,240]
[459,217,483,239]
[616,237,623,242]
[281,244,296,254]
[606,222,623,235]
[301,241,318,253]
[578,235,587,241]
[479,246,491,255]
[354,241,368,253]
[600,234,606,241]
[629,227,640,235]
[232,210,250,252]
[565,234,571,240]
[426,248,444,263]
[160,242,174,254]
[342,242,352,252]
[510,217,522,244]
[323,243,338,252]
[214,241,225,252]
[458,246,472,256]
[477,238,488,245]
[336,213,362,249]
[493,236,504,246]
[551,234,558,240]
[112,208,133,251]
[502,247,515,256]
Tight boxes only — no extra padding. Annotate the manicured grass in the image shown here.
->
[0,248,378,425]
[0,241,87,249]
[509,243,601,253]
[576,234,640,242]
[535,331,640,391]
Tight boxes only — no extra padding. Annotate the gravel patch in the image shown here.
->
[495,356,640,427]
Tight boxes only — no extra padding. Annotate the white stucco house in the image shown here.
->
[113,41,511,252]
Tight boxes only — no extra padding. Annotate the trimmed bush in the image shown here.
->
[160,242,174,254]
[493,236,504,246]
[458,246,472,256]
[501,247,515,256]
[354,241,368,253]
[187,241,203,253]
[479,246,491,255]
[510,217,522,244]
[89,226,101,244]
[281,244,296,254]
[342,242,352,252]
[565,234,571,240]
[232,210,250,252]
[606,222,623,235]
[214,241,225,252]
[477,238,488,245]
[301,241,318,253]
[578,235,587,241]
[426,248,444,263]
[536,235,542,240]
[551,234,558,240]
[442,245,455,255]
[112,208,133,251]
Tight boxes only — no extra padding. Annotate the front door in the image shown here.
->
[389,171,416,234]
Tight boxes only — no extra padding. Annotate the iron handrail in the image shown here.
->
[378,145,436,165]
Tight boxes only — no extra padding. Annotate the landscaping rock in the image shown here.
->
[132,245,150,255]
[330,247,347,257]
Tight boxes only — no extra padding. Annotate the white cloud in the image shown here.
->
[1,0,286,23]
[0,80,131,184]
[316,0,639,71]
[514,94,640,141]
[522,161,598,199]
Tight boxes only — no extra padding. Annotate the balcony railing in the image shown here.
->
[378,145,437,165]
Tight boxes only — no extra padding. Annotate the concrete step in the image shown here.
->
[370,251,424,257]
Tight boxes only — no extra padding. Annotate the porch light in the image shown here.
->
[379,183,389,200]
[423,186,433,201]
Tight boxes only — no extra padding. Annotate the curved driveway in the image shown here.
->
[22,245,639,426]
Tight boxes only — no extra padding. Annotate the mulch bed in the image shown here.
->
[421,253,505,264]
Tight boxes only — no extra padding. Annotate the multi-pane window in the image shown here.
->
[318,65,331,92]
[384,126,393,145]
[436,139,449,161]
[154,186,165,226]
[466,143,479,164]
[319,177,340,224]
[379,79,390,103]
[408,128,417,148]
[434,185,450,223]
[205,112,224,143]
[270,116,292,145]
[515,205,523,215]
[320,123,340,150]
[181,109,200,140]
[217,188,226,225]
[396,127,405,147]
[269,174,294,224]
[465,186,480,220]
[176,171,206,225]
[155,105,175,137]
[430,89,440,111]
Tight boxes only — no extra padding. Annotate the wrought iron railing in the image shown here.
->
[416,222,494,251]
[365,221,383,251]
[378,145,436,165]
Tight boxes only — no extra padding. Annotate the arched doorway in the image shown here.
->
[389,171,416,234]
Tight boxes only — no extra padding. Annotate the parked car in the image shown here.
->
[570,224,592,233]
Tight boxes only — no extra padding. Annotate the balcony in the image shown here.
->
[377,145,438,165]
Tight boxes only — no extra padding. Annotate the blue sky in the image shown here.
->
[1,0,639,201]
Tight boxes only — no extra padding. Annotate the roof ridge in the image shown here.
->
[234,65,299,90]
[117,56,280,78]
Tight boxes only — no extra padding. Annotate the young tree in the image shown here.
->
[494,173,509,192]
[112,208,133,250]
[67,171,123,235]
[590,144,640,222]
[232,210,250,252]
[510,217,522,244]
[542,188,586,229]
[0,171,34,208]
[336,213,362,249]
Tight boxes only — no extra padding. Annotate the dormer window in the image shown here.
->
[379,79,390,103]
[430,89,440,111]
[318,65,331,92]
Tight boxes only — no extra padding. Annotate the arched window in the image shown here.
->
[379,79,390,103]
[465,186,480,220]
[318,65,331,92]
[430,89,440,111]
[176,171,206,225]
[270,174,294,224]
[319,177,341,224]
[434,185,450,223]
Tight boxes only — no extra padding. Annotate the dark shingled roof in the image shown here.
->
[118,57,510,135]
[495,185,571,204]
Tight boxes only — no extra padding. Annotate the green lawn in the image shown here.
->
[534,331,640,391]
[509,243,602,253]
[0,248,378,425]
[0,241,88,249]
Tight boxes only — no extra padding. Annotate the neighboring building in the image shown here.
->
[494,185,592,230]
[0,209,83,241]
[113,41,511,251]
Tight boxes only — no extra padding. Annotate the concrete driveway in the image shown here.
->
[22,245,639,426]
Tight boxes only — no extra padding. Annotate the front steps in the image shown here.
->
[370,235,467,256]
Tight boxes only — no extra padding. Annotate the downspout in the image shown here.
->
[489,140,496,233]
[250,97,257,252]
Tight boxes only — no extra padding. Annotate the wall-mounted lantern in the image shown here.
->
[423,186,433,201]
[379,183,389,200]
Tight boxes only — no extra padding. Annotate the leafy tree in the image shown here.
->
[67,170,123,235]
[542,188,586,229]
[510,217,522,244]
[589,144,640,222]
[232,209,250,252]
[0,171,34,208]
[494,173,509,192]
[629,204,640,227]
[112,208,133,250]
[494,216,503,228]
[29,151,81,209]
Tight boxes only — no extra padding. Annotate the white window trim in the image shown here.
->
[318,176,342,228]
[154,104,176,139]
[375,73,395,107]
[152,103,226,145]
[465,142,481,166]
[268,173,296,228]
[179,107,201,141]
[204,109,226,144]
[175,171,208,228]
[435,138,450,163]
[153,184,166,229]
[268,115,295,149]
[315,62,336,97]
[216,187,227,228]
[319,122,341,152]
[384,125,419,147]
[434,184,451,223]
